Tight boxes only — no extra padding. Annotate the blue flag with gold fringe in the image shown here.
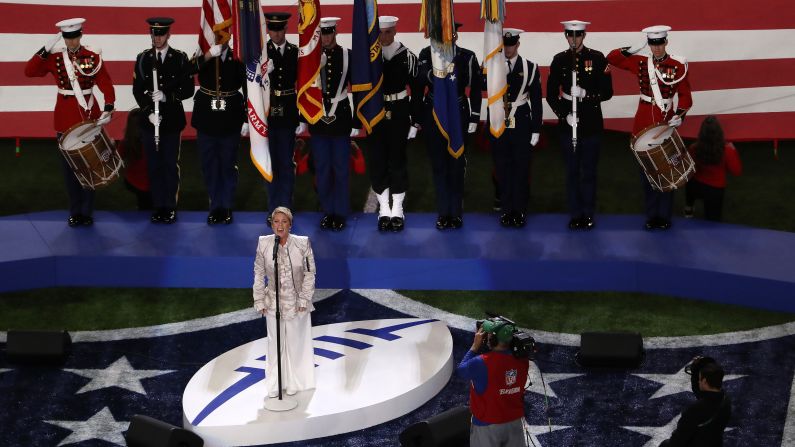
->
[351,0,385,134]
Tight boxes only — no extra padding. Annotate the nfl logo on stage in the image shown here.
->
[505,369,517,386]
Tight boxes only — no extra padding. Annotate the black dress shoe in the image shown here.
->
[80,215,94,226]
[207,209,220,225]
[645,218,657,231]
[448,216,463,229]
[581,216,594,230]
[151,209,163,223]
[68,215,81,227]
[162,210,177,224]
[390,216,404,232]
[568,217,582,230]
[378,216,392,232]
[222,209,233,224]
[435,215,448,230]
[499,213,513,227]
[332,216,346,231]
[512,212,526,228]
[656,218,671,230]
[320,214,333,230]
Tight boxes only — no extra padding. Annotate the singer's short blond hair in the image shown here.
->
[271,207,293,225]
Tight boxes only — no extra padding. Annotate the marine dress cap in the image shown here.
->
[561,20,590,32]
[56,18,85,38]
[320,17,340,34]
[643,25,671,45]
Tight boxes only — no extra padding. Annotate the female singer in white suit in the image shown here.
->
[253,207,316,397]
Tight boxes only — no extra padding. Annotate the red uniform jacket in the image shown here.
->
[607,49,692,136]
[25,46,116,133]
[469,351,529,425]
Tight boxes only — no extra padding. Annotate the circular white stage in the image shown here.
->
[182,318,453,446]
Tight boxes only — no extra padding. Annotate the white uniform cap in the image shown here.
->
[320,17,341,29]
[642,25,671,40]
[503,28,524,38]
[379,16,398,29]
[55,18,85,33]
[561,20,590,31]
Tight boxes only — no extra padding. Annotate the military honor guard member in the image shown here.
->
[485,29,542,229]
[418,22,483,230]
[189,23,247,225]
[309,17,359,231]
[608,25,692,231]
[265,12,301,226]
[133,17,195,224]
[547,20,613,230]
[369,16,421,232]
[25,18,115,227]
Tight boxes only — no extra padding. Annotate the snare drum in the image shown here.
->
[58,120,123,189]
[630,123,695,192]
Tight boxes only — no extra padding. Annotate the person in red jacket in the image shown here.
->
[117,109,152,211]
[607,25,692,231]
[25,18,116,227]
[684,116,742,222]
[457,320,530,447]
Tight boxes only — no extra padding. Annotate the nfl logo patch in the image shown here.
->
[505,368,517,386]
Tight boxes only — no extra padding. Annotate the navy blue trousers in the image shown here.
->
[424,116,466,218]
[490,124,532,215]
[141,128,181,210]
[562,133,601,219]
[56,132,94,216]
[312,135,350,217]
[641,169,674,220]
[197,131,239,211]
[267,126,297,212]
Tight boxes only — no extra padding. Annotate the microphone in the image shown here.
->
[273,235,280,260]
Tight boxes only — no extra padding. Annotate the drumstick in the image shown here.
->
[652,112,682,140]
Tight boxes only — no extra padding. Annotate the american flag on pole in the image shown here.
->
[198,0,233,54]
[236,0,272,181]
[481,0,506,138]
[2,0,794,143]
[296,0,324,124]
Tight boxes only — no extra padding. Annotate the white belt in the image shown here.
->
[58,88,93,96]
[328,91,349,104]
[384,90,408,102]
[506,96,528,111]
[639,94,673,107]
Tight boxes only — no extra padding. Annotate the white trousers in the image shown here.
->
[264,312,316,395]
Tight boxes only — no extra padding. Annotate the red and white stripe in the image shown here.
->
[198,0,232,53]
[3,0,794,141]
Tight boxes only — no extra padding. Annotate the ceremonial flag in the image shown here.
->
[481,0,507,138]
[297,0,324,124]
[420,0,464,158]
[199,0,233,54]
[351,0,385,134]
[236,0,272,181]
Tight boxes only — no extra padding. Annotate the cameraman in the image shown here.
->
[457,322,530,447]
[660,358,731,447]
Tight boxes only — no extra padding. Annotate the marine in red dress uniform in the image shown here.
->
[24,18,116,227]
[607,25,691,230]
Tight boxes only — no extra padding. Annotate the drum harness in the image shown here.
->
[61,48,98,116]
[645,55,688,115]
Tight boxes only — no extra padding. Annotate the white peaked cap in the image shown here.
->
[320,17,341,28]
[55,18,85,33]
[503,28,524,38]
[379,16,398,29]
[642,25,672,39]
[561,20,590,31]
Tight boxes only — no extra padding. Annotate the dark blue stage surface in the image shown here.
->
[1,211,793,312]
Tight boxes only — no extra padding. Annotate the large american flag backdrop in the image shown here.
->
[2,0,793,142]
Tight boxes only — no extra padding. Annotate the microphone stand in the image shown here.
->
[264,234,298,412]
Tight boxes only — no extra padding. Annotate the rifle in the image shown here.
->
[152,48,160,150]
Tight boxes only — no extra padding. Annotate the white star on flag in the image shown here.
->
[525,361,582,398]
[450,74,456,81]
[44,407,128,446]
[64,356,175,395]
[634,363,745,399]
[524,422,570,446]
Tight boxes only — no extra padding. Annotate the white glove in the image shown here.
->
[45,33,62,53]
[96,111,112,126]
[350,128,359,138]
[295,122,308,135]
[407,125,418,140]
[570,85,586,99]
[209,44,223,58]
[148,113,162,126]
[668,115,682,128]
[530,133,540,147]
[467,122,477,134]
[565,113,577,127]
[240,123,249,137]
[266,59,275,74]
[151,90,166,103]
[627,40,647,55]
